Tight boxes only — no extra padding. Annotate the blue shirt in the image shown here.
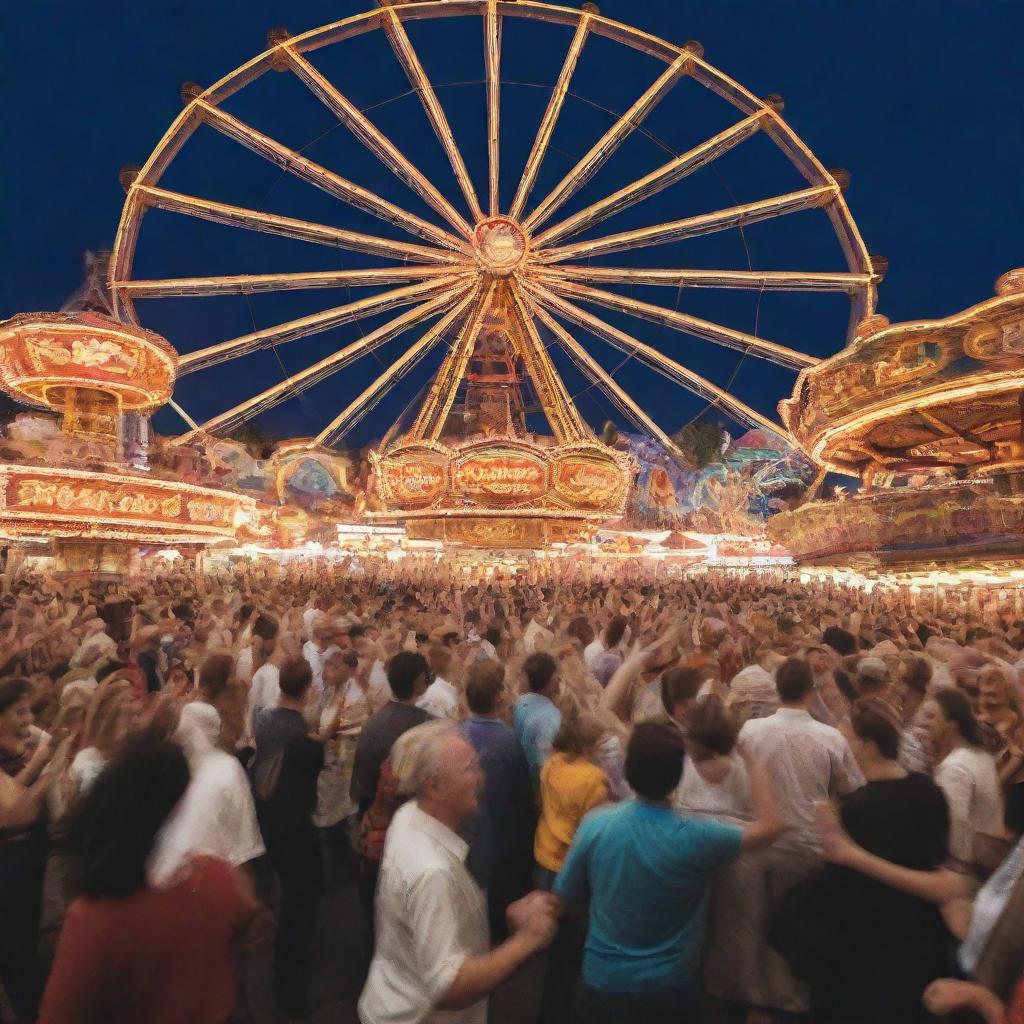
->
[554,800,742,993]
[463,717,535,888]
[512,693,561,788]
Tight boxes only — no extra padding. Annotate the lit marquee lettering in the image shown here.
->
[455,456,546,498]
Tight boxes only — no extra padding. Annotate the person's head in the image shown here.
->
[523,652,558,696]
[604,614,628,649]
[848,698,902,764]
[775,657,814,705]
[566,616,595,649]
[278,657,313,702]
[0,677,34,744]
[625,721,686,801]
[822,625,857,657]
[660,666,704,723]
[391,720,482,827]
[197,653,234,701]
[804,646,831,677]
[427,644,454,682]
[922,687,987,750]
[897,654,932,720]
[465,659,506,717]
[856,657,889,697]
[387,650,430,702]
[87,679,135,755]
[978,664,1014,711]
[551,709,604,761]
[683,695,738,762]
[61,738,190,899]
[252,613,279,643]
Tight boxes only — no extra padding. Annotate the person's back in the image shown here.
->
[40,856,250,1024]
[738,661,863,855]
[558,800,741,993]
[351,699,432,811]
[512,653,562,787]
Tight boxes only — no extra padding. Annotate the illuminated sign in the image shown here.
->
[552,458,624,509]
[453,454,548,502]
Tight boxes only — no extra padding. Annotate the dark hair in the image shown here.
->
[171,602,194,624]
[822,626,857,657]
[237,604,254,623]
[605,614,628,648]
[387,650,429,701]
[566,616,595,648]
[684,695,738,757]
[850,699,901,760]
[465,660,505,715]
[0,677,32,713]
[625,721,686,800]
[524,652,558,694]
[348,625,367,640]
[198,653,234,700]
[933,687,986,747]
[660,666,703,716]
[901,655,932,696]
[776,657,814,703]
[61,739,190,899]
[279,657,313,699]
[252,614,279,642]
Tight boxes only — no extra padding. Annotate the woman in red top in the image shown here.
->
[39,737,259,1024]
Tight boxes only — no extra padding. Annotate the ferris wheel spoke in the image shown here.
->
[508,14,590,222]
[173,285,472,441]
[522,51,692,234]
[195,100,468,252]
[534,112,768,248]
[536,185,837,263]
[485,1,501,217]
[316,291,477,447]
[529,302,680,455]
[536,265,872,294]
[525,280,787,436]
[115,266,460,299]
[537,277,815,369]
[168,399,200,431]
[383,8,484,222]
[409,280,496,441]
[178,274,473,374]
[134,185,465,264]
[506,280,589,444]
[276,42,473,237]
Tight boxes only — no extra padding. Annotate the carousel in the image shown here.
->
[0,302,255,574]
[769,269,1024,569]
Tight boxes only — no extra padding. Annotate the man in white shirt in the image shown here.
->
[417,646,460,719]
[738,655,864,1012]
[359,721,556,1024]
[302,621,342,706]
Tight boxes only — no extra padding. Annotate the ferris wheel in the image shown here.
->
[109,0,878,457]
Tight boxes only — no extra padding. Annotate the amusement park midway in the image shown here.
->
[2,1,1024,1023]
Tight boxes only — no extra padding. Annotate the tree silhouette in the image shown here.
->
[671,419,726,469]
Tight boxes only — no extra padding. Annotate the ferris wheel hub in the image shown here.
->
[473,217,528,277]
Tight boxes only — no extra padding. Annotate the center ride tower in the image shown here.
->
[372,219,634,548]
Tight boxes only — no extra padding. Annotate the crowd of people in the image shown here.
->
[1,554,1024,1023]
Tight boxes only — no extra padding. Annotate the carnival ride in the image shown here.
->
[103,0,878,548]
[0,306,256,573]
[769,270,1024,568]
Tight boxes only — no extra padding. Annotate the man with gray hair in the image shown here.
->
[359,721,556,1024]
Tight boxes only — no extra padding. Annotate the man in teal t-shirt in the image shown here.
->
[554,721,780,1023]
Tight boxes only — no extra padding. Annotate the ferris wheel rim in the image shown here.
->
[108,0,876,450]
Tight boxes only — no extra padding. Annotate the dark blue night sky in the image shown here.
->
[3,1,1022,449]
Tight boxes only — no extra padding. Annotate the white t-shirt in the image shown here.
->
[675,752,750,819]
[935,746,1003,864]
[235,645,255,686]
[368,659,391,706]
[149,749,265,885]
[583,638,604,670]
[417,676,459,719]
[248,663,281,726]
[69,746,106,796]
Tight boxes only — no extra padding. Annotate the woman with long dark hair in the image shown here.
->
[922,688,1003,869]
[38,738,259,1024]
